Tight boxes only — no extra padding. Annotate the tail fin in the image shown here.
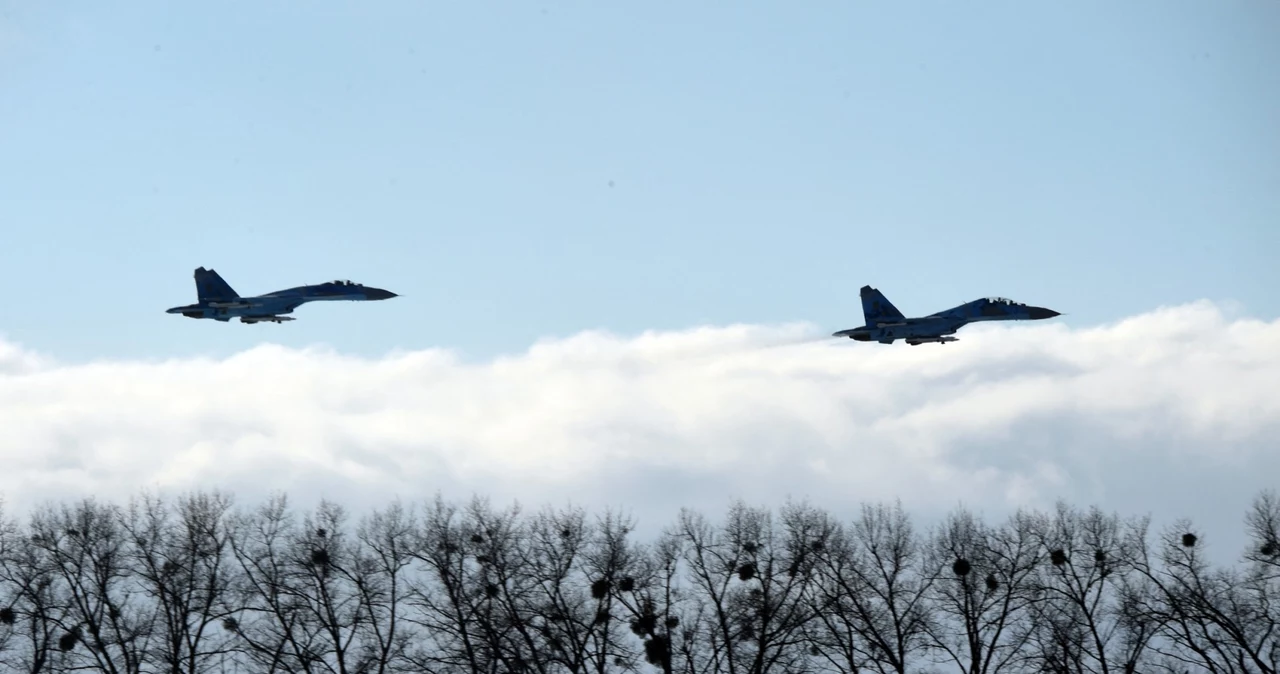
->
[860,285,905,325]
[194,267,239,302]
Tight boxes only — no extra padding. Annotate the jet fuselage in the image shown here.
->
[833,286,1060,345]
[166,268,397,324]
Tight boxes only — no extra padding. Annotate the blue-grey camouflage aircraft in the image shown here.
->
[833,285,1060,345]
[166,267,398,324]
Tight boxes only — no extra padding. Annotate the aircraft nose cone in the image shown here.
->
[1028,306,1060,320]
[366,288,398,301]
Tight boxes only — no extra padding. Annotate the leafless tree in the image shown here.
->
[1021,501,1151,674]
[225,492,332,673]
[672,499,825,674]
[807,500,934,674]
[1244,489,1280,577]
[1127,518,1277,674]
[559,506,650,673]
[120,490,240,673]
[348,499,418,673]
[0,512,76,674]
[1242,489,1280,672]
[25,498,153,673]
[0,499,29,671]
[923,507,1040,674]
[405,493,536,674]
[505,504,630,673]
[291,500,379,673]
[610,523,719,674]
[3,485,1280,673]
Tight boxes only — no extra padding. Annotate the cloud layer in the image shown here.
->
[2,301,1278,558]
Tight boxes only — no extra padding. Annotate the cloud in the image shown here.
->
[1,300,1278,561]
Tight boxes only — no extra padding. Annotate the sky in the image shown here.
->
[1,1,1276,361]
[0,3,1277,558]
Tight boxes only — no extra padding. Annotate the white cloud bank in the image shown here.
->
[1,300,1278,559]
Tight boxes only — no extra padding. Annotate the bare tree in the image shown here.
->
[25,499,154,673]
[0,514,73,674]
[292,500,379,673]
[807,500,934,674]
[672,499,823,674]
[227,494,418,673]
[565,507,649,673]
[613,525,715,674]
[406,493,538,674]
[1244,489,1280,577]
[348,499,418,673]
[507,504,633,673]
[668,507,741,674]
[1241,489,1280,673]
[924,507,1040,674]
[4,483,1280,674]
[0,498,29,671]
[121,490,241,673]
[226,492,330,673]
[1020,501,1151,674]
[0,550,71,674]
[1128,519,1276,674]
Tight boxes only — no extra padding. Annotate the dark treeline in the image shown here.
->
[0,491,1277,674]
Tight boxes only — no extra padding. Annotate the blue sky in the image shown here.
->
[1,1,1276,362]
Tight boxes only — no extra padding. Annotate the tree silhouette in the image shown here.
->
[121,490,240,673]
[0,488,1275,673]
[923,507,1041,674]
[1021,501,1151,674]
[806,500,933,674]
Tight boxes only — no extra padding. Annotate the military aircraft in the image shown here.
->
[166,267,398,324]
[833,285,1060,345]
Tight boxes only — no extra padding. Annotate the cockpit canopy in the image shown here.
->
[983,297,1025,306]
[329,279,359,286]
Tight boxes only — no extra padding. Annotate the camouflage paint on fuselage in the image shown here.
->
[832,286,1059,345]
[166,267,397,324]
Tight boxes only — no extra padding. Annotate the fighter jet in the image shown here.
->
[166,267,398,324]
[833,285,1060,345]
